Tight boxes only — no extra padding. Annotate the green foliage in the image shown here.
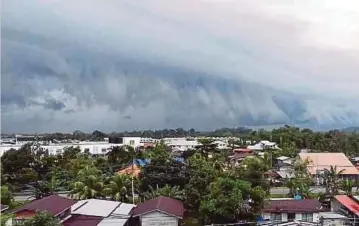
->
[0,214,14,226]
[1,185,14,206]
[234,157,270,192]
[69,166,105,199]
[323,165,345,197]
[200,177,266,224]
[144,184,185,200]
[341,179,354,196]
[22,211,61,226]
[185,154,221,211]
[285,158,313,198]
[139,144,188,192]
[103,174,136,202]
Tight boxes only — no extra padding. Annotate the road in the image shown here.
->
[14,192,69,202]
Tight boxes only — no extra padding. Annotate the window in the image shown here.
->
[288,213,295,221]
[102,148,107,153]
[302,213,313,222]
[130,140,135,145]
[270,213,282,223]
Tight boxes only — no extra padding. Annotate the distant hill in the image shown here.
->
[341,127,359,133]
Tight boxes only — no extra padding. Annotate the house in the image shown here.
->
[318,212,349,226]
[11,195,77,224]
[261,198,325,224]
[276,156,293,168]
[131,196,184,226]
[247,140,280,151]
[299,153,359,185]
[65,199,135,226]
[331,195,359,225]
[229,149,254,165]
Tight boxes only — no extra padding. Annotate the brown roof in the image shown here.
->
[64,215,103,226]
[262,199,323,213]
[299,153,359,175]
[132,196,184,218]
[15,195,77,216]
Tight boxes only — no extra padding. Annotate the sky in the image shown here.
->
[1,0,359,133]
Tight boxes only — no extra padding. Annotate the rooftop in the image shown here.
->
[132,196,184,218]
[262,199,323,213]
[334,195,359,216]
[71,199,121,217]
[299,153,359,175]
[14,195,76,216]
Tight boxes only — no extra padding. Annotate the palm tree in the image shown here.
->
[103,174,135,202]
[341,179,354,196]
[69,166,105,199]
[322,165,345,197]
[144,184,185,200]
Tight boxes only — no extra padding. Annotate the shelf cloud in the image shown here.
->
[2,0,359,133]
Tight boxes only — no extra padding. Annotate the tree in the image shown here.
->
[323,165,345,197]
[23,211,61,226]
[185,154,220,212]
[234,157,270,192]
[103,174,135,202]
[139,144,188,192]
[341,179,354,196]
[1,185,14,206]
[69,166,105,199]
[200,177,266,224]
[144,184,185,201]
[285,158,313,197]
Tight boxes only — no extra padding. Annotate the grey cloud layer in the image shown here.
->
[1,0,359,132]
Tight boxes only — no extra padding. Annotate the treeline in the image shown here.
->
[3,125,359,155]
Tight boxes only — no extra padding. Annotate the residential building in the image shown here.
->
[229,149,254,165]
[331,195,359,225]
[163,138,200,152]
[261,198,325,224]
[299,153,359,185]
[131,196,184,226]
[247,140,280,151]
[11,195,77,224]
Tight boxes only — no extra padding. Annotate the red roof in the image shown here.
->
[15,195,77,216]
[335,195,359,215]
[233,148,252,153]
[64,215,103,226]
[132,196,184,218]
[262,199,323,213]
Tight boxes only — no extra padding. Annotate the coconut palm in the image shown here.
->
[341,179,354,196]
[69,166,105,199]
[103,174,136,202]
[144,184,185,200]
[322,165,345,197]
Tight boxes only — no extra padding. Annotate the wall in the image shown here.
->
[141,211,178,226]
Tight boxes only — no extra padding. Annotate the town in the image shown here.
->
[2,126,359,226]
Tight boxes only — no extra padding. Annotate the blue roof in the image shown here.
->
[132,158,184,167]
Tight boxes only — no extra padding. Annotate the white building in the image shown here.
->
[247,140,280,151]
[163,138,200,152]
[0,136,145,157]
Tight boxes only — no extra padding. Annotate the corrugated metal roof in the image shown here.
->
[97,217,128,226]
[112,203,136,216]
[262,199,322,213]
[335,195,359,216]
[72,199,121,217]
[64,215,103,226]
[132,196,184,218]
[299,153,359,175]
[15,195,76,216]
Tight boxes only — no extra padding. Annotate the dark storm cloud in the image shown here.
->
[1,0,359,133]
